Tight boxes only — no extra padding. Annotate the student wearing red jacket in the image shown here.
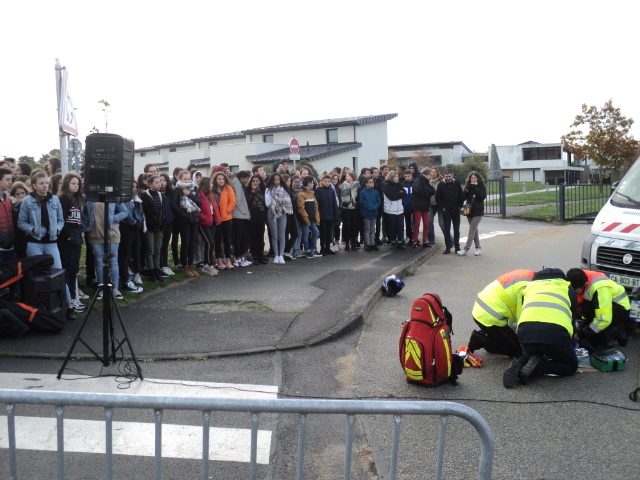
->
[0,168,16,264]
[197,177,220,276]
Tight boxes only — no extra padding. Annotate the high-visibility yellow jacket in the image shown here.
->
[581,270,630,333]
[472,269,534,328]
[517,278,573,337]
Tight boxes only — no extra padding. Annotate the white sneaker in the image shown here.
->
[240,258,252,267]
[114,290,124,300]
[474,249,482,256]
[208,265,219,276]
[133,273,143,286]
[457,250,467,256]
[72,299,86,312]
[126,280,144,293]
[161,266,175,276]
[233,258,241,268]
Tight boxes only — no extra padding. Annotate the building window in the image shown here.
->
[523,146,561,161]
[431,155,442,165]
[169,147,177,152]
[263,134,273,143]
[326,128,338,144]
[209,141,218,146]
[140,152,146,157]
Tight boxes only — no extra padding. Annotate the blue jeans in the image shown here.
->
[302,222,319,253]
[26,242,71,303]
[429,205,448,245]
[91,242,120,291]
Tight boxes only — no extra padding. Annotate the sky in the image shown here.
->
[1,0,639,161]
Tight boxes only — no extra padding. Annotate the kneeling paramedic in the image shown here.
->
[503,268,578,388]
[566,268,632,349]
[468,269,534,358]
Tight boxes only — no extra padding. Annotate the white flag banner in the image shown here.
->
[58,68,78,136]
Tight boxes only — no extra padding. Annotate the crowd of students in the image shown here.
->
[0,155,486,321]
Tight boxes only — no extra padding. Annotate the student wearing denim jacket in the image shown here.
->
[18,171,74,317]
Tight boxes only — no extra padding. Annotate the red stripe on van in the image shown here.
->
[603,222,621,232]
[620,224,640,234]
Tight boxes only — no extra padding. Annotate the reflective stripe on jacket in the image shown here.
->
[582,270,630,332]
[472,269,534,328]
[517,278,573,337]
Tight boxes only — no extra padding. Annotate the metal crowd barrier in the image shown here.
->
[1,390,494,480]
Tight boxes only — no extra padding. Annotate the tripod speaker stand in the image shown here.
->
[57,195,143,380]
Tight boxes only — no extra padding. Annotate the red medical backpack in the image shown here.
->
[398,293,462,386]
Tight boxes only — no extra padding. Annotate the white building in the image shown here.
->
[388,142,473,166]
[490,141,586,183]
[134,114,397,177]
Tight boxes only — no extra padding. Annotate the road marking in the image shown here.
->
[460,230,514,243]
[0,416,271,463]
[0,374,277,464]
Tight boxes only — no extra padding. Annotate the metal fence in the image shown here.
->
[484,179,506,217]
[1,390,495,480]
[556,184,610,222]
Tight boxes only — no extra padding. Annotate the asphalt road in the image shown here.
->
[356,217,640,480]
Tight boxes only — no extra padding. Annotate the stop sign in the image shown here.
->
[289,138,300,155]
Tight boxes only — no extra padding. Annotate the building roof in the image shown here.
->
[388,141,473,153]
[135,131,245,153]
[190,131,245,142]
[503,141,561,147]
[135,113,396,153]
[246,142,362,164]
[136,139,196,153]
[242,113,397,134]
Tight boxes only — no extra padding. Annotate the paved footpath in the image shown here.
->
[0,244,435,360]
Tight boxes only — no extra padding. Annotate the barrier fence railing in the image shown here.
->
[556,184,610,222]
[485,179,506,218]
[0,390,495,480]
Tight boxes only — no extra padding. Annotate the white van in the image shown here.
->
[580,157,640,323]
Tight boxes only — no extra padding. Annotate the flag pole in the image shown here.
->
[55,58,69,175]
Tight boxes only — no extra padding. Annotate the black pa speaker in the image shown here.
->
[84,133,134,202]
[22,268,67,324]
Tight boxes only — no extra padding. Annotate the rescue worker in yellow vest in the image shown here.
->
[503,268,578,388]
[468,269,534,358]
[566,268,632,349]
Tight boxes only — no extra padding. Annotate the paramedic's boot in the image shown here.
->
[503,358,522,389]
[518,354,544,384]
[468,330,488,352]
[615,327,628,347]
